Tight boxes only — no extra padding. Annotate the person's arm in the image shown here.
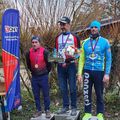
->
[105,40,112,75]
[55,34,61,51]
[72,33,81,49]
[103,40,112,87]
[25,51,31,71]
[44,49,52,73]
[77,41,86,83]
[78,44,85,75]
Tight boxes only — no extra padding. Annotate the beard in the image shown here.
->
[90,33,99,39]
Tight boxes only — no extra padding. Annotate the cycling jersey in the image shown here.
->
[78,36,112,75]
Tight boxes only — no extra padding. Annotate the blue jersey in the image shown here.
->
[78,36,112,75]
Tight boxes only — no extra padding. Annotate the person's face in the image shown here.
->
[32,40,40,50]
[59,22,70,32]
[90,26,99,34]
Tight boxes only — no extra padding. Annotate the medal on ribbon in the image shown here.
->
[35,64,38,68]
[61,34,70,61]
[91,53,96,58]
[90,38,99,59]
[34,50,40,68]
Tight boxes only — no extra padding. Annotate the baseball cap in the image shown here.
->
[58,16,70,24]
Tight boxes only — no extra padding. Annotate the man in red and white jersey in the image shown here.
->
[55,16,80,116]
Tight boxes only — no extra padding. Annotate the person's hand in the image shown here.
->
[103,74,109,88]
[62,63,67,67]
[77,74,83,84]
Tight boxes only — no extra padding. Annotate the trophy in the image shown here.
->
[48,49,64,62]
[48,47,80,62]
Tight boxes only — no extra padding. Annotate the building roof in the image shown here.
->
[75,17,120,33]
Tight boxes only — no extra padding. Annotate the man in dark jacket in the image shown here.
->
[26,36,51,118]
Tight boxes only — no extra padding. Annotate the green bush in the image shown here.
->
[105,91,120,104]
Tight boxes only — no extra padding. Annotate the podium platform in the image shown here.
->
[30,111,98,120]
[30,113,54,120]
[90,116,98,120]
[54,110,80,120]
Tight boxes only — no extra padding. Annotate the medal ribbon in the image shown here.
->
[90,37,99,53]
[62,34,70,49]
[35,49,40,67]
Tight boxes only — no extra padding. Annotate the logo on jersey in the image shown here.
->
[89,53,98,60]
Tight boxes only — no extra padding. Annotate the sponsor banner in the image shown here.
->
[2,9,21,112]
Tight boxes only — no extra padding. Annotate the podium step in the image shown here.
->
[54,110,80,120]
[30,113,54,120]
[91,116,98,120]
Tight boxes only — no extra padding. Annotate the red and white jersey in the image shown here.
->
[55,33,80,62]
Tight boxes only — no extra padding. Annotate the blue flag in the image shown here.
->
[2,9,21,112]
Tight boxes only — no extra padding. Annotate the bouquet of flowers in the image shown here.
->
[65,45,80,59]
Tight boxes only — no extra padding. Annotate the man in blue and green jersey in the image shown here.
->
[77,20,112,120]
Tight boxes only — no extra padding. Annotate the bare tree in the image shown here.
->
[104,0,120,18]
[2,0,120,97]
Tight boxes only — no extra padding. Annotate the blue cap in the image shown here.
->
[90,20,101,31]
[31,36,40,42]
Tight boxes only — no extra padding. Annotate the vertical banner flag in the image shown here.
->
[2,9,21,112]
